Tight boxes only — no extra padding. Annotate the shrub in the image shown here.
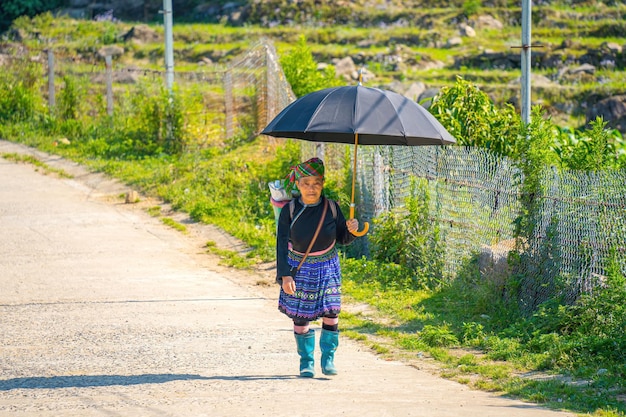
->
[554,118,626,170]
[369,177,445,289]
[420,324,459,347]
[429,77,521,159]
[280,35,342,98]
[0,57,41,123]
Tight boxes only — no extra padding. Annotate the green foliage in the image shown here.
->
[341,256,413,290]
[430,78,626,172]
[369,177,445,289]
[280,35,342,97]
[499,247,626,376]
[508,108,563,313]
[205,241,256,269]
[58,76,80,121]
[125,84,185,156]
[554,118,626,170]
[484,336,523,362]
[160,217,188,233]
[461,321,486,346]
[513,106,556,240]
[0,56,41,123]
[429,77,522,159]
[77,82,187,159]
[0,0,62,33]
[462,0,482,17]
[420,324,459,347]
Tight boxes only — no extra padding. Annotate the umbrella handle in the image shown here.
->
[350,221,369,237]
[349,204,369,236]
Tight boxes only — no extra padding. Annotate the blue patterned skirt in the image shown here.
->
[278,246,341,321]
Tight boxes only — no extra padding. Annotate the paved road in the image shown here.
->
[0,140,575,417]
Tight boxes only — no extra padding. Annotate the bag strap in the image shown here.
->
[295,197,328,273]
[329,199,337,220]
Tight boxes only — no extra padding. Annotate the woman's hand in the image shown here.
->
[282,276,296,295]
[346,218,359,233]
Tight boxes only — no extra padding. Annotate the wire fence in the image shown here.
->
[350,145,626,313]
[35,39,626,314]
[43,39,294,146]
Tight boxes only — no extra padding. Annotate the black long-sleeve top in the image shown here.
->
[276,196,356,283]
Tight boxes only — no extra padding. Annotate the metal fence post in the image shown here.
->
[521,0,532,125]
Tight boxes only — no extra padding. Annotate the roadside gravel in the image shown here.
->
[0,140,575,417]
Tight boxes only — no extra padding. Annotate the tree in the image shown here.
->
[279,35,341,98]
[429,76,522,159]
[0,0,63,33]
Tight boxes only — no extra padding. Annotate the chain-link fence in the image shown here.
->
[349,145,626,313]
[351,145,521,276]
[30,39,626,314]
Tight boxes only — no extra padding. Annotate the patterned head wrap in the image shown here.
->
[286,157,325,191]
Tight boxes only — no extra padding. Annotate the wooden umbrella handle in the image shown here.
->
[349,133,369,236]
[349,205,369,236]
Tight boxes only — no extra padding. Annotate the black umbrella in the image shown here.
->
[261,84,456,236]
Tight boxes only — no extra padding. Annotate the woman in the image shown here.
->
[276,157,359,377]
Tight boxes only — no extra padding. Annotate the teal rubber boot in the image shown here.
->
[294,330,315,378]
[320,329,339,376]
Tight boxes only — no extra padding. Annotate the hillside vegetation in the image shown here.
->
[3,0,626,128]
[1,3,626,417]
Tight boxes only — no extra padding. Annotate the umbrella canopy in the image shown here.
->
[261,85,456,146]
[261,84,456,236]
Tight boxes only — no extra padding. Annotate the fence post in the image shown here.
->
[224,70,233,139]
[47,49,55,111]
[105,55,113,116]
[256,47,268,136]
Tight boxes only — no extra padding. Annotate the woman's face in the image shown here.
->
[297,176,324,205]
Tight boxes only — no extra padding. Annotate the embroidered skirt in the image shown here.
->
[278,246,341,321]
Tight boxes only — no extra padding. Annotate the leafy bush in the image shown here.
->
[58,75,80,121]
[0,57,41,123]
[280,35,342,98]
[369,177,445,289]
[430,77,626,171]
[429,77,522,159]
[554,118,626,170]
[462,0,482,17]
[501,247,626,375]
[79,82,187,159]
[420,324,459,347]
[341,256,412,290]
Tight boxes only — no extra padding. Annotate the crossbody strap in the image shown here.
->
[295,197,328,273]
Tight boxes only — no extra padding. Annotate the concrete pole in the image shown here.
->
[163,0,174,92]
[47,50,55,110]
[105,55,113,116]
[521,0,532,125]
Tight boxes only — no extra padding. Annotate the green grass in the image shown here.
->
[147,205,162,217]
[160,217,188,233]
[341,292,625,416]
[204,240,256,269]
[338,255,626,416]
[0,152,73,178]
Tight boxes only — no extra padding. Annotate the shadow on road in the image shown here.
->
[0,373,299,390]
[0,298,271,308]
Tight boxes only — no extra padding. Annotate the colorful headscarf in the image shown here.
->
[286,157,325,191]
